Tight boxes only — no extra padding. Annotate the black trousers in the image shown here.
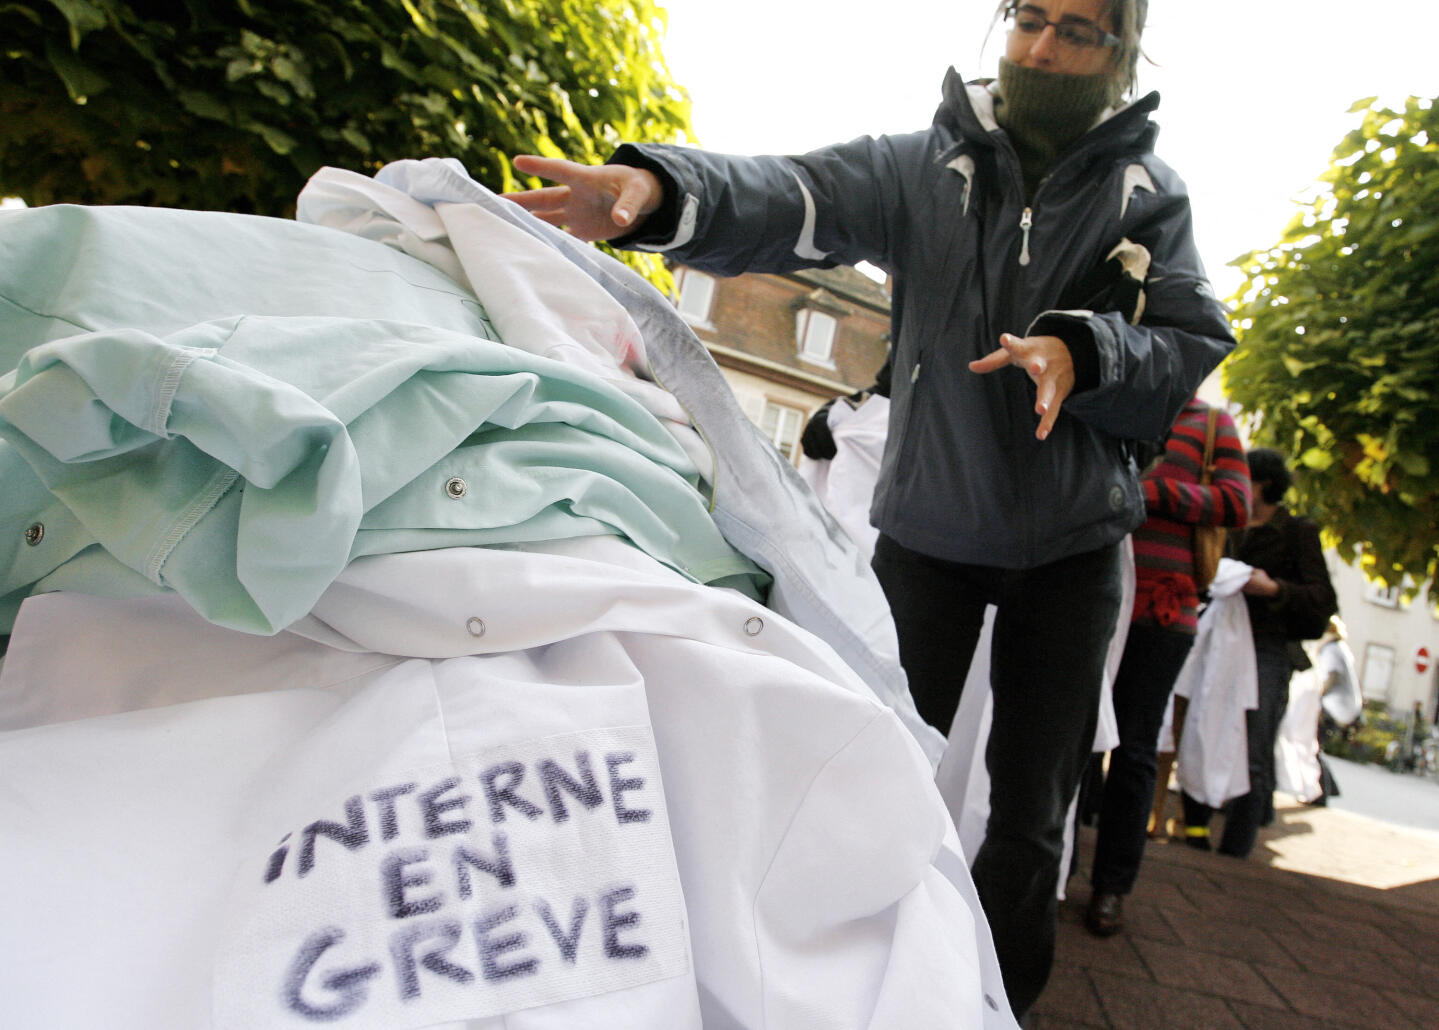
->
[1090,621,1195,895]
[1181,637,1292,857]
[872,534,1122,1020]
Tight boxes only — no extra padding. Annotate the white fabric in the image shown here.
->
[1276,659,1323,803]
[0,161,1008,1027]
[1096,540,1134,757]
[797,394,890,564]
[0,540,1017,1030]
[1277,636,1360,803]
[297,165,713,481]
[1317,637,1363,728]
[1156,692,1176,754]
[294,159,942,765]
[1173,558,1258,808]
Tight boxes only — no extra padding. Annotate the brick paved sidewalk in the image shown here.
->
[1034,796,1439,1029]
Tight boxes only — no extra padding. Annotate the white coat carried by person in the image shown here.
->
[1277,616,1359,804]
[798,391,890,565]
[1170,557,1258,812]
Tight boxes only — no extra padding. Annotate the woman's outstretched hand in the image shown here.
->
[969,332,1075,441]
[504,155,662,241]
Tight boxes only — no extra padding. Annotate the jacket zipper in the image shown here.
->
[1018,207,1033,266]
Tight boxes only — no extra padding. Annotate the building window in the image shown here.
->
[1361,642,1395,701]
[796,308,837,364]
[760,401,804,462]
[1364,579,1402,608]
[675,267,715,326]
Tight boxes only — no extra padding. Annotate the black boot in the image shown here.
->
[1084,891,1125,937]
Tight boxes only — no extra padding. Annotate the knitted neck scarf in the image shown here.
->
[994,57,1115,199]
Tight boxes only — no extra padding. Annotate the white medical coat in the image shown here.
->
[1276,659,1324,803]
[0,162,1015,1028]
[1172,558,1258,808]
[0,541,1014,1029]
[797,394,890,565]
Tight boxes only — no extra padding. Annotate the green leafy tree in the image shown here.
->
[1225,96,1439,594]
[1,0,691,230]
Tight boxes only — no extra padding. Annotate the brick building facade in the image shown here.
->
[671,262,891,463]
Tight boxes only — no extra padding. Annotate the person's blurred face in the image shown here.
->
[1004,1,1118,78]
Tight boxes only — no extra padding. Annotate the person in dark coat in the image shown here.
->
[1084,397,1251,936]
[1182,447,1337,857]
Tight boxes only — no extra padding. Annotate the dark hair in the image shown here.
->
[992,0,1150,99]
[1247,447,1292,504]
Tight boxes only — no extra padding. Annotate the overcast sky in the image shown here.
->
[655,1,1438,300]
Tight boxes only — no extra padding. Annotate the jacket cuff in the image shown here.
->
[1268,581,1290,609]
[607,144,683,248]
[1029,311,1101,394]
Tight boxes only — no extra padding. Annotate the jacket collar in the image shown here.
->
[1264,505,1294,532]
[1235,504,1291,554]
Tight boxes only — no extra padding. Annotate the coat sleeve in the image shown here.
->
[607,134,932,276]
[1032,157,1236,442]
[1270,517,1338,638]
[1142,407,1252,528]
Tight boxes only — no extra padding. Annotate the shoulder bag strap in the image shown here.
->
[1200,407,1219,486]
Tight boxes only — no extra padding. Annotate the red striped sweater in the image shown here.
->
[1133,398,1252,633]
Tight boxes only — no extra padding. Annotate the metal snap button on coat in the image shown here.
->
[743,616,764,636]
[24,523,44,546]
[1108,485,1125,510]
[466,617,485,638]
[445,477,468,499]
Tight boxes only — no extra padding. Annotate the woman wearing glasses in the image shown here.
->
[506,1,1231,1019]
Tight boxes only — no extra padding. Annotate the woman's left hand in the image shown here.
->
[969,333,1075,441]
[1242,568,1282,598]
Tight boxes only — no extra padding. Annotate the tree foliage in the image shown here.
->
[1225,96,1439,594]
[0,0,692,225]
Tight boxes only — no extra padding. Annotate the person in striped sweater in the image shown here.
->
[1084,396,1251,936]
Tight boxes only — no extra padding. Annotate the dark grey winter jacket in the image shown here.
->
[612,69,1235,569]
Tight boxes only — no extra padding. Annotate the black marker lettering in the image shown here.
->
[605,752,651,824]
[419,777,472,838]
[381,847,443,919]
[369,783,417,842]
[264,833,291,884]
[535,895,589,964]
[600,885,649,960]
[283,926,380,1021]
[453,832,515,898]
[389,918,473,1001]
[539,750,603,823]
[474,904,539,981]
[479,761,542,823]
[298,795,370,876]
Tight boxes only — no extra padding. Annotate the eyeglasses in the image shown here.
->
[1005,4,1120,50]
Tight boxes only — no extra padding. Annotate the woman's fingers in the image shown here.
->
[503,184,572,217]
[511,154,588,186]
[968,346,1014,373]
[611,168,663,229]
[1035,378,1060,440]
[971,332,1073,441]
[505,157,661,241]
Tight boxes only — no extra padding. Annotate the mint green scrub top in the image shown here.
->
[0,205,765,634]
